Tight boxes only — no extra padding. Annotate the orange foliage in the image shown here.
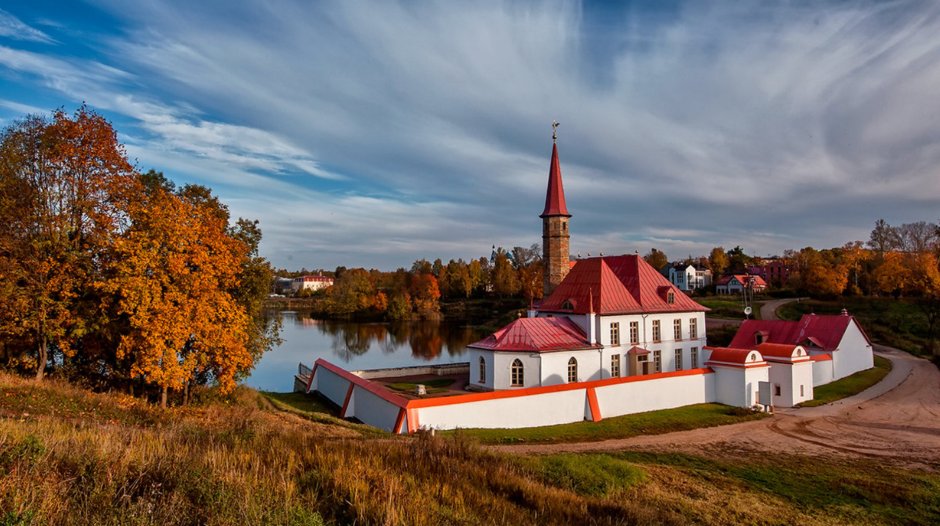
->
[102,183,252,402]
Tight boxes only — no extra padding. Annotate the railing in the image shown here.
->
[298,362,313,378]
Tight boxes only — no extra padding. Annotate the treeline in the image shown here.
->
[0,107,277,406]
[302,245,544,320]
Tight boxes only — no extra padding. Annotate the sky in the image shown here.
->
[1,1,939,271]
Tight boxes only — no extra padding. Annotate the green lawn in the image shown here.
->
[447,403,766,445]
[386,377,455,394]
[696,296,764,319]
[798,355,892,407]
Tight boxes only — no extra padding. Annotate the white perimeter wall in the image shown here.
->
[832,321,874,380]
[310,364,406,433]
[417,370,723,431]
[812,359,834,387]
[416,389,590,430]
[593,372,715,416]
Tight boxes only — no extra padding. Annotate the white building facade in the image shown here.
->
[668,264,712,292]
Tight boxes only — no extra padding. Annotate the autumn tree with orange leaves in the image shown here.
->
[0,108,276,404]
[0,108,137,380]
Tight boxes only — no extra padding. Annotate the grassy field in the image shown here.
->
[696,296,764,320]
[798,355,893,407]
[777,296,934,356]
[3,371,938,525]
[448,403,766,445]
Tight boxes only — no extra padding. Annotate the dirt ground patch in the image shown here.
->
[492,346,940,470]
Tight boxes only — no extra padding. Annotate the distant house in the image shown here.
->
[290,275,334,294]
[273,277,294,295]
[715,274,767,295]
[729,311,874,385]
[746,258,791,287]
[668,264,713,292]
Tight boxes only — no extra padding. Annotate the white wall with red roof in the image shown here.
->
[811,355,834,386]
[832,320,874,380]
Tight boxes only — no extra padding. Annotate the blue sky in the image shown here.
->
[1,1,939,270]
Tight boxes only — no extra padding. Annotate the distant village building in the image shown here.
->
[715,274,768,294]
[290,275,334,294]
[667,263,713,292]
[747,258,791,287]
[299,130,876,433]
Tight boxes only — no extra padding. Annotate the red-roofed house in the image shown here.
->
[729,312,874,385]
[716,274,768,294]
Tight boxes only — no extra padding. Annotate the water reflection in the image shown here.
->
[310,319,480,362]
[244,311,485,392]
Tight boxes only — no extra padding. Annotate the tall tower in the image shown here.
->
[541,122,571,297]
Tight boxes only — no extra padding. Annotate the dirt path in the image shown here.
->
[491,346,940,469]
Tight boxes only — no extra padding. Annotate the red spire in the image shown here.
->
[540,142,571,218]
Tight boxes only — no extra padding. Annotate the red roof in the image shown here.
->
[756,342,811,362]
[704,346,764,365]
[716,274,767,287]
[540,255,708,315]
[729,314,869,351]
[540,143,570,218]
[468,316,599,353]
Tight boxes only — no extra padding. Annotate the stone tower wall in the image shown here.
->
[543,216,570,296]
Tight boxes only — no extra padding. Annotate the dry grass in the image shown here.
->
[2,371,938,525]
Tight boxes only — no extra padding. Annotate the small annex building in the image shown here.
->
[729,312,873,386]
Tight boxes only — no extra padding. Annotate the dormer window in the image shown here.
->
[561,299,574,310]
[755,332,764,344]
[667,291,675,304]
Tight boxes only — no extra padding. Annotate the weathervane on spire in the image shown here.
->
[552,120,560,142]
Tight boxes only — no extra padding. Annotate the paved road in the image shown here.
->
[759,297,803,321]
[493,347,940,469]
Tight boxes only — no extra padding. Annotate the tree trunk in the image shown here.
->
[35,334,47,381]
[161,385,168,409]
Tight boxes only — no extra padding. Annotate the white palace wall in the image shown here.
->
[306,359,727,433]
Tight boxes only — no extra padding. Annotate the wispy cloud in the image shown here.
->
[3,1,940,268]
[0,9,55,44]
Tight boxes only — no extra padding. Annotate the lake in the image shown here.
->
[243,311,486,392]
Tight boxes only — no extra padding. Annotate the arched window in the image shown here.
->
[561,299,574,310]
[479,356,486,384]
[567,357,578,383]
[511,359,524,386]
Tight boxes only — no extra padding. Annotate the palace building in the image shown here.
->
[299,129,876,433]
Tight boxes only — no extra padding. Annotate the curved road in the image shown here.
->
[494,302,940,469]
